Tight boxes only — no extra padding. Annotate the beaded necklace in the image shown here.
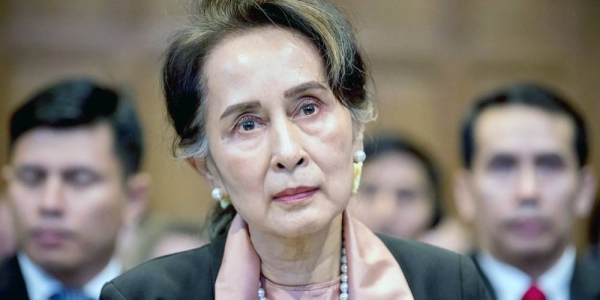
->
[257,242,349,300]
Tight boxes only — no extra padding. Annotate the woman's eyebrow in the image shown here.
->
[219,82,327,120]
[284,81,327,98]
[220,101,261,120]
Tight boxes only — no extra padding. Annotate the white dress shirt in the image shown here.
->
[17,252,121,300]
[476,247,576,300]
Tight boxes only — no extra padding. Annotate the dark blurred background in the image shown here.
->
[1,0,599,247]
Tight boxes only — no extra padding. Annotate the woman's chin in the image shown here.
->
[256,210,342,239]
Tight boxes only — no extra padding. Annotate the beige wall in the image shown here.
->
[1,0,599,245]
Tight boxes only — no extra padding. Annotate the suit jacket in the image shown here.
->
[0,255,30,300]
[101,234,491,299]
[471,253,600,300]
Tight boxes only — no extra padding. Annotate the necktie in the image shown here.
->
[521,284,546,300]
[48,289,94,300]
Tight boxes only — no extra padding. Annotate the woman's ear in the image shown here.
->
[353,124,365,153]
[187,157,209,177]
[187,156,221,188]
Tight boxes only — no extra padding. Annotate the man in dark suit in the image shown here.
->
[454,83,600,300]
[0,79,148,300]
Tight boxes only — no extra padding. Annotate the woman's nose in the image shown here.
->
[270,120,308,172]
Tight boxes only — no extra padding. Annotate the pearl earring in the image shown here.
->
[354,150,366,163]
[352,150,366,194]
[211,187,231,209]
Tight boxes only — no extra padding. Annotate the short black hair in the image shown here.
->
[460,83,588,169]
[8,78,144,177]
[363,133,444,228]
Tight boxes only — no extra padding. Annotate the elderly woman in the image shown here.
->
[101,0,490,299]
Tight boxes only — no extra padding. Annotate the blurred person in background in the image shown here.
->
[454,83,600,300]
[0,192,16,261]
[349,133,471,253]
[0,79,148,300]
[129,215,206,268]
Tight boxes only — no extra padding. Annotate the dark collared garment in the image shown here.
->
[101,234,491,300]
[471,253,600,300]
[0,255,30,300]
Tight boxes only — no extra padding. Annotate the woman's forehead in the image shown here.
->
[202,27,328,111]
[206,27,321,77]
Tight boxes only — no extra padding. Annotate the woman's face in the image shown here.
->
[199,27,361,238]
[350,152,435,239]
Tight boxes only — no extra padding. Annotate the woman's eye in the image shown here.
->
[236,117,262,132]
[241,120,256,131]
[299,103,318,116]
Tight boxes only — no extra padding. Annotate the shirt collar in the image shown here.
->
[17,252,122,300]
[476,247,575,300]
[538,247,576,299]
[81,257,122,298]
[18,252,60,300]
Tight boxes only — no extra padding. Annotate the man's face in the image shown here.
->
[4,123,129,276]
[465,105,593,263]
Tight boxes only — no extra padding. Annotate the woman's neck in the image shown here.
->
[250,214,343,286]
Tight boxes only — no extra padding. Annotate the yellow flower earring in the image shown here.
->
[211,187,231,209]
[352,150,366,194]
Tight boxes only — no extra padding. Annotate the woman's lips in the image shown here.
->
[272,186,319,204]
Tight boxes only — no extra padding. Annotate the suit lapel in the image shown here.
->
[0,255,30,300]
[570,259,600,300]
[469,252,498,300]
[470,252,600,300]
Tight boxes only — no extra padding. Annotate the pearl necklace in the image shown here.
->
[258,242,349,300]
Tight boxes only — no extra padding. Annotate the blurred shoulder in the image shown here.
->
[378,233,462,265]
[0,255,29,300]
[101,237,226,300]
[377,234,491,299]
[571,256,600,299]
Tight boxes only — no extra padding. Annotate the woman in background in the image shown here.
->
[101,0,490,299]
[143,220,206,260]
[120,214,207,270]
[350,134,471,253]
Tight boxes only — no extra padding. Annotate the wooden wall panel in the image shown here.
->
[466,0,576,61]
[367,62,441,151]
[1,0,599,244]
[128,59,211,222]
[0,55,10,192]
[333,0,440,59]
[8,54,126,103]
[8,0,133,22]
